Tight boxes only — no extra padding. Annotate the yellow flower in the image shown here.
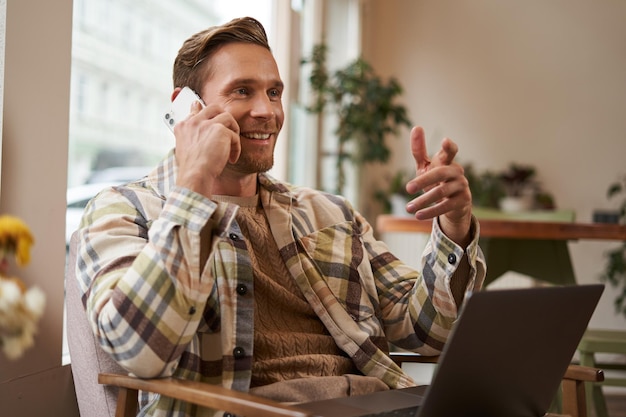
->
[0,216,42,360]
[0,215,34,267]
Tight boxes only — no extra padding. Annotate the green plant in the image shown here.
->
[599,175,626,317]
[302,44,412,194]
[374,170,422,214]
[498,163,537,197]
[463,162,555,210]
[464,163,505,209]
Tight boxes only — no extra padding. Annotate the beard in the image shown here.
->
[229,151,274,174]
[229,120,281,174]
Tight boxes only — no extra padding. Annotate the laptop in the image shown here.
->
[297,284,604,417]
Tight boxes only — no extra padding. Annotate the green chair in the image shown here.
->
[577,329,626,417]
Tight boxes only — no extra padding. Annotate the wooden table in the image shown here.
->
[376,214,626,285]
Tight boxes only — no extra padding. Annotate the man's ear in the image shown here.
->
[171,87,183,102]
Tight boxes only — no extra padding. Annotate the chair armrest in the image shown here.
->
[98,373,314,417]
[562,364,604,383]
[560,365,604,417]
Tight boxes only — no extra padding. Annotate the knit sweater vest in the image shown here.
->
[213,194,358,388]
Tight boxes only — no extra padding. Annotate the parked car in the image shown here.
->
[85,166,152,184]
[66,182,120,246]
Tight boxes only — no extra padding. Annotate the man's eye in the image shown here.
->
[235,88,248,95]
[269,89,282,98]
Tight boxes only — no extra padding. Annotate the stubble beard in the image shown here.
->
[230,151,274,174]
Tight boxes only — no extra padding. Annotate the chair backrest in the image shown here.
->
[66,231,126,417]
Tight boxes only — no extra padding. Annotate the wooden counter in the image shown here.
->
[376,215,626,241]
[376,214,626,285]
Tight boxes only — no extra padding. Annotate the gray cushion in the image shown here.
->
[66,232,127,417]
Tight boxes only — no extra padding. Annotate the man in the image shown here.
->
[74,17,485,417]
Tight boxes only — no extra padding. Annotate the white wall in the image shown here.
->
[0,0,5,184]
[0,0,78,415]
[362,0,626,330]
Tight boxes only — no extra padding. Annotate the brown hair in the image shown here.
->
[172,17,271,93]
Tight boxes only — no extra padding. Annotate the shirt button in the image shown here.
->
[447,253,457,265]
[188,306,196,315]
[229,233,239,241]
[233,346,245,359]
[236,284,248,295]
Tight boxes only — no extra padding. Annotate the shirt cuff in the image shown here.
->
[161,186,237,236]
[430,215,481,277]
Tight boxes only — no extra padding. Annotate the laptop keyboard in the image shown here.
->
[360,406,419,417]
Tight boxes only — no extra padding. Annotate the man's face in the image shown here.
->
[199,42,284,175]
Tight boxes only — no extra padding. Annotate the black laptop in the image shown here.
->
[297,284,604,417]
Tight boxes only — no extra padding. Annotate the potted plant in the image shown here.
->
[464,163,505,209]
[599,174,626,317]
[497,163,538,212]
[374,170,422,216]
[302,44,412,194]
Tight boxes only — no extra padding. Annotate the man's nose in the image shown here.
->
[250,94,276,118]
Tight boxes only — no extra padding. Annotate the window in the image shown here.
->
[290,0,363,202]
[64,0,278,364]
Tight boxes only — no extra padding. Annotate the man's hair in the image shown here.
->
[173,17,271,93]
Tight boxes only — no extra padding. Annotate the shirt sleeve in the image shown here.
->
[74,184,236,378]
[364,213,485,355]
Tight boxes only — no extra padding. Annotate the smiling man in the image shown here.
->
[174,40,284,196]
[73,17,485,417]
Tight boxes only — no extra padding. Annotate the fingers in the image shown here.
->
[200,109,241,164]
[410,126,431,174]
[174,104,241,192]
[183,103,240,135]
[433,137,458,166]
[406,166,470,218]
[189,100,203,115]
[199,106,241,164]
[406,126,469,218]
[205,110,240,137]
[406,127,473,243]
[411,126,458,169]
[228,127,241,164]
[175,103,241,161]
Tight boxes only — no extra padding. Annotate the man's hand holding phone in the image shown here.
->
[166,87,240,198]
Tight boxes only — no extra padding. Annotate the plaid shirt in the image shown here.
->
[75,150,485,417]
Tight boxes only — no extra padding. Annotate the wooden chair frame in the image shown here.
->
[100,353,604,417]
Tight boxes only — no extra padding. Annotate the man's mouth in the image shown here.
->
[241,132,272,140]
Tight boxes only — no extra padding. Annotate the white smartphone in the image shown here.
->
[163,86,205,132]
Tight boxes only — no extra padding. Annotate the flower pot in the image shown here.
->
[390,194,411,217]
[499,196,532,213]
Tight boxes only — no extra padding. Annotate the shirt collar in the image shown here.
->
[148,149,297,203]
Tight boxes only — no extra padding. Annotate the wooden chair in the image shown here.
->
[93,355,603,417]
[66,233,604,417]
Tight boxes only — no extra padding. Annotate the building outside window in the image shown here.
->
[64,0,274,363]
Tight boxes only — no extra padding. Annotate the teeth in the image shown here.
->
[243,132,271,140]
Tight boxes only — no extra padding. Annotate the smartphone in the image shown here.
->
[163,86,205,132]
